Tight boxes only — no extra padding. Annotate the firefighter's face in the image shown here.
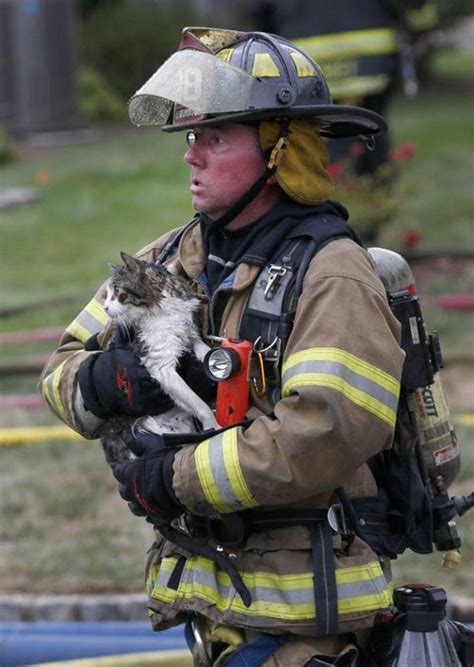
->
[184,123,268,221]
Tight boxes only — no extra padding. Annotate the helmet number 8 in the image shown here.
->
[178,68,203,104]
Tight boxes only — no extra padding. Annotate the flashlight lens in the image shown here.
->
[207,348,235,380]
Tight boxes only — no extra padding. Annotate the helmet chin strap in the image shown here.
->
[208,122,289,230]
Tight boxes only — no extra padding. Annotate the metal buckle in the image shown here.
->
[191,614,212,666]
[264,264,288,300]
[327,503,348,535]
[267,136,289,169]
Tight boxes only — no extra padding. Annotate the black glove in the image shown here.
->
[78,327,173,419]
[110,427,184,523]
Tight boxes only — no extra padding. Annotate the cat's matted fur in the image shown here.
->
[102,252,217,459]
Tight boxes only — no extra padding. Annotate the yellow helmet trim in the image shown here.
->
[290,51,318,78]
[252,53,281,78]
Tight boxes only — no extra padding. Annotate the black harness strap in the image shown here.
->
[239,214,361,402]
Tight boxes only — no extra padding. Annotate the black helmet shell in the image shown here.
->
[129,28,386,139]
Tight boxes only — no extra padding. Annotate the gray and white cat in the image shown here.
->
[102,252,217,459]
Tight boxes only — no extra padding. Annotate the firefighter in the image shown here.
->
[249,0,438,174]
[39,29,405,666]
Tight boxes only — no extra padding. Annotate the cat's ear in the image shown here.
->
[120,252,141,270]
[109,262,121,273]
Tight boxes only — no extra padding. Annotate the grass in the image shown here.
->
[0,56,473,599]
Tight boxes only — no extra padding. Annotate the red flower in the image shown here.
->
[388,142,416,162]
[398,142,416,160]
[350,139,366,157]
[403,230,422,249]
[328,162,344,179]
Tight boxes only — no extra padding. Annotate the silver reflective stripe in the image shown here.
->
[337,573,388,600]
[150,557,391,619]
[207,434,240,508]
[156,567,312,607]
[208,254,236,269]
[195,430,258,512]
[283,358,398,415]
[65,297,109,343]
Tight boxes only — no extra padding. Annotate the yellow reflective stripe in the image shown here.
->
[195,438,231,513]
[195,430,258,513]
[222,428,257,510]
[295,28,399,60]
[148,556,391,620]
[282,348,399,427]
[65,297,109,343]
[329,74,390,98]
[66,319,92,344]
[87,297,109,324]
[287,372,396,426]
[42,360,67,418]
[252,52,281,77]
[283,348,399,396]
[42,376,55,411]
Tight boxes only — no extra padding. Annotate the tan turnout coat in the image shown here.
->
[39,216,404,638]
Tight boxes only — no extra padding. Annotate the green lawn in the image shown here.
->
[1,70,473,599]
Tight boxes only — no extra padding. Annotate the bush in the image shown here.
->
[79,66,126,123]
[0,128,16,166]
[80,4,199,101]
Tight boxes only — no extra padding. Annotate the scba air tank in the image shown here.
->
[368,248,460,491]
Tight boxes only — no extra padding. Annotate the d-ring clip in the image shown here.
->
[253,336,279,354]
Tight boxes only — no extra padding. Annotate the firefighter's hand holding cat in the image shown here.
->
[110,427,184,523]
[78,326,215,420]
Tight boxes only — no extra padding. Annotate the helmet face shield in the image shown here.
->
[129,50,260,127]
[128,27,387,138]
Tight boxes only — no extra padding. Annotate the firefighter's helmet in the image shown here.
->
[128,27,386,139]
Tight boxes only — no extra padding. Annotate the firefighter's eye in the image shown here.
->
[186,131,197,147]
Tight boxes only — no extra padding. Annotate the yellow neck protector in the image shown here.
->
[259,119,334,205]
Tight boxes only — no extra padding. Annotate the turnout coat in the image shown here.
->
[39,209,404,637]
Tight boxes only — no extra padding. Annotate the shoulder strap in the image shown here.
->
[154,218,198,266]
[239,213,359,352]
[239,213,359,404]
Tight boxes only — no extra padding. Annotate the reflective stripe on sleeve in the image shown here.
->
[282,348,400,427]
[405,4,438,31]
[328,74,390,98]
[295,28,399,61]
[147,556,392,621]
[195,429,258,514]
[41,359,67,418]
[65,297,109,343]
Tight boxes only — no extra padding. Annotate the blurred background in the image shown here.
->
[0,0,473,641]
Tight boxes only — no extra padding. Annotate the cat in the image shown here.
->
[101,251,217,462]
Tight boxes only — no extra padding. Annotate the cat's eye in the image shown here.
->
[118,292,127,303]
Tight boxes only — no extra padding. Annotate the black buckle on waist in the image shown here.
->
[207,514,249,549]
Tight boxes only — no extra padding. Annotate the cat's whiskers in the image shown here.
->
[117,313,134,341]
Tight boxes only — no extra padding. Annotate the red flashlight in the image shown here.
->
[204,339,253,427]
